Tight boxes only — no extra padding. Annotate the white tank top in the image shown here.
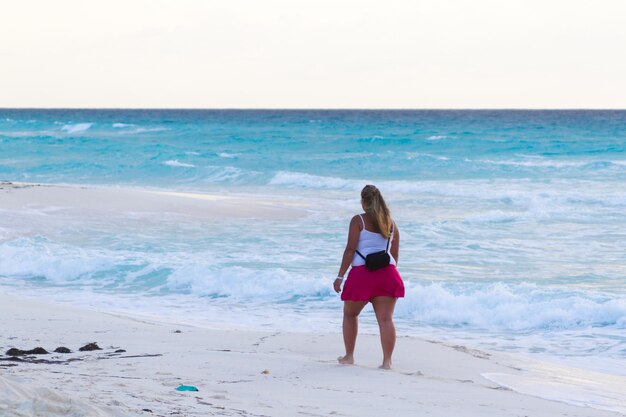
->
[351,214,396,267]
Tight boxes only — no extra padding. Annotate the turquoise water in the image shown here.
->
[2,109,626,185]
[1,109,625,375]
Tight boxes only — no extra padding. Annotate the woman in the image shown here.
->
[333,184,404,369]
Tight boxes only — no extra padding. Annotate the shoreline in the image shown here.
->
[1,292,624,417]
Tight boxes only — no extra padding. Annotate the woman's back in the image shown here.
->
[352,213,396,266]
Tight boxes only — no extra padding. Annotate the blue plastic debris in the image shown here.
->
[176,385,199,392]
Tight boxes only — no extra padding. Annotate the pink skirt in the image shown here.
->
[341,265,405,301]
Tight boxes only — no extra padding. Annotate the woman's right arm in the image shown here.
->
[333,216,361,293]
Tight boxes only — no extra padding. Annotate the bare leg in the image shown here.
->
[338,300,367,365]
[371,296,397,369]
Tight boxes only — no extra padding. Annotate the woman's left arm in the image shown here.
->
[390,221,400,265]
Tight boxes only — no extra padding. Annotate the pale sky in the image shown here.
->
[2,0,626,108]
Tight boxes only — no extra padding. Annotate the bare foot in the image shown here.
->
[337,355,354,365]
[379,360,392,370]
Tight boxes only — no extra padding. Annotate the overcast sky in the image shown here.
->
[1,0,625,108]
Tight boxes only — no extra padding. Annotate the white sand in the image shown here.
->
[0,374,123,417]
[1,183,625,416]
[1,292,624,417]
[0,182,306,219]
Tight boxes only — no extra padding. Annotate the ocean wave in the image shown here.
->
[462,210,522,224]
[112,123,135,128]
[406,152,450,161]
[0,130,59,138]
[483,369,626,415]
[218,153,239,158]
[0,237,118,284]
[564,194,626,207]
[265,171,494,196]
[478,158,626,170]
[165,265,330,302]
[113,127,171,135]
[427,135,447,141]
[131,127,171,133]
[164,160,195,168]
[201,165,245,183]
[0,237,204,291]
[397,282,626,331]
[269,171,362,190]
[268,171,535,197]
[2,236,625,332]
[60,123,93,134]
[362,135,385,140]
[0,238,330,302]
[267,171,626,209]
[479,159,587,168]
[160,164,246,183]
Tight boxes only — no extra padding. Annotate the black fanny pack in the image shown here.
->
[355,225,393,271]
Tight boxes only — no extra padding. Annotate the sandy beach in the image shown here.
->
[1,183,625,417]
[0,181,306,220]
[1,291,624,417]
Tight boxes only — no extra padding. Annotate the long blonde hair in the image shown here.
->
[361,184,392,238]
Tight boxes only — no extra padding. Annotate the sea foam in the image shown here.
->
[61,123,93,133]
[164,160,195,168]
[269,171,362,190]
[0,237,117,285]
[483,365,626,414]
[2,237,624,333]
[397,281,626,331]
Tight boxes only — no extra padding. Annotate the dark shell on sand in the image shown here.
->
[6,348,24,356]
[78,342,102,352]
[54,347,72,353]
[6,347,49,356]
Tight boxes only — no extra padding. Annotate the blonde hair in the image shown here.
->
[361,184,392,238]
